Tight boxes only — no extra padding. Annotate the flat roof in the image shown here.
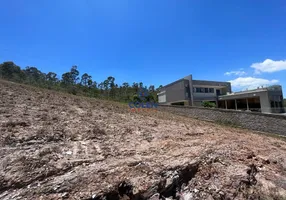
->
[218,88,268,100]
[218,85,283,100]
[161,76,230,90]
[221,88,268,96]
[192,79,230,84]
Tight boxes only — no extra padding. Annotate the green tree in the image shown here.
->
[45,72,58,88]
[148,85,155,92]
[61,72,73,85]
[107,76,115,98]
[0,61,25,81]
[46,72,58,83]
[70,65,79,84]
[81,73,92,86]
[139,82,143,88]
[157,85,163,91]
[61,66,80,86]
[132,82,139,93]
[88,80,95,88]
[23,66,46,85]
[0,60,159,103]
[103,79,109,92]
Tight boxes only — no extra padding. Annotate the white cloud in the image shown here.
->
[224,70,246,76]
[229,77,279,91]
[251,59,286,74]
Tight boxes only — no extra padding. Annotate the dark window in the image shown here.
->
[200,88,204,93]
[205,88,209,93]
[271,101,275,108]
[209,88,214,93]
[275,101,279,107]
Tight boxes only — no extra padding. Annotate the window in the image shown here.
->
[194,87,215,93]
[275,101,279,108]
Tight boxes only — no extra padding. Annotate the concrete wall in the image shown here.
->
[184,75,193,106]
[193,92,217,101]
[158,105,286,136]
[164,80,188,104]
[259,92,271,113]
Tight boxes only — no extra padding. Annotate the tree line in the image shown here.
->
[0,61,162,103]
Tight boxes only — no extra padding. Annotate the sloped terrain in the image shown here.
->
[0,80,286,200]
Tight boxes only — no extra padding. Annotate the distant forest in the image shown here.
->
[0,61,162,103]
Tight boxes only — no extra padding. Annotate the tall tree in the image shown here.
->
[139,82,143,88]
[107,76,115,98]
[61,66,80,86]
[0,61,25,81]
[23,66,46,84]
[132,82,139,92]
[70,65,79,84]
[61,72,73,85]
[107,76,115,88]
[81,73,92,86]
[46,72,58,83]
[88,80,95,88]
[122,82,129,97]
[157,85,163,91]
[148,85,155,92]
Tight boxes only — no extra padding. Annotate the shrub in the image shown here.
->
[202,101,216,108]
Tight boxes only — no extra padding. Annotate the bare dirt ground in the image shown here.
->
[0,79,286,200]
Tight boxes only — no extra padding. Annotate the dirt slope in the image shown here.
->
[0,80,286,200]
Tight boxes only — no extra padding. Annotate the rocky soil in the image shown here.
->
[0,79,286,200]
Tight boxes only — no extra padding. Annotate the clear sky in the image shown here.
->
[1,0,286,94]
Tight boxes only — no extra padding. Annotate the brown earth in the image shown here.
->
[0,79,286,200]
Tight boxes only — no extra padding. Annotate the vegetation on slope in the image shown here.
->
[0,61,161,103]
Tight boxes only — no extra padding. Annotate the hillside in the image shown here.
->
[0,79,286,200]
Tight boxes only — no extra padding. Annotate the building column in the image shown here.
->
[246,98,249,110]
[185,75,194,106]
[225,100,228,109]
[235,99,237,110]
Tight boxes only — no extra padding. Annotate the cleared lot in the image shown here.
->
[0,80,286,199]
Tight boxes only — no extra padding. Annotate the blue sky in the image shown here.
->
[1,0,286,94]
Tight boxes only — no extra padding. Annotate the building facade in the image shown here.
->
[158,75,284,113]
[157,75,231,106]
[218,85,284,113]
